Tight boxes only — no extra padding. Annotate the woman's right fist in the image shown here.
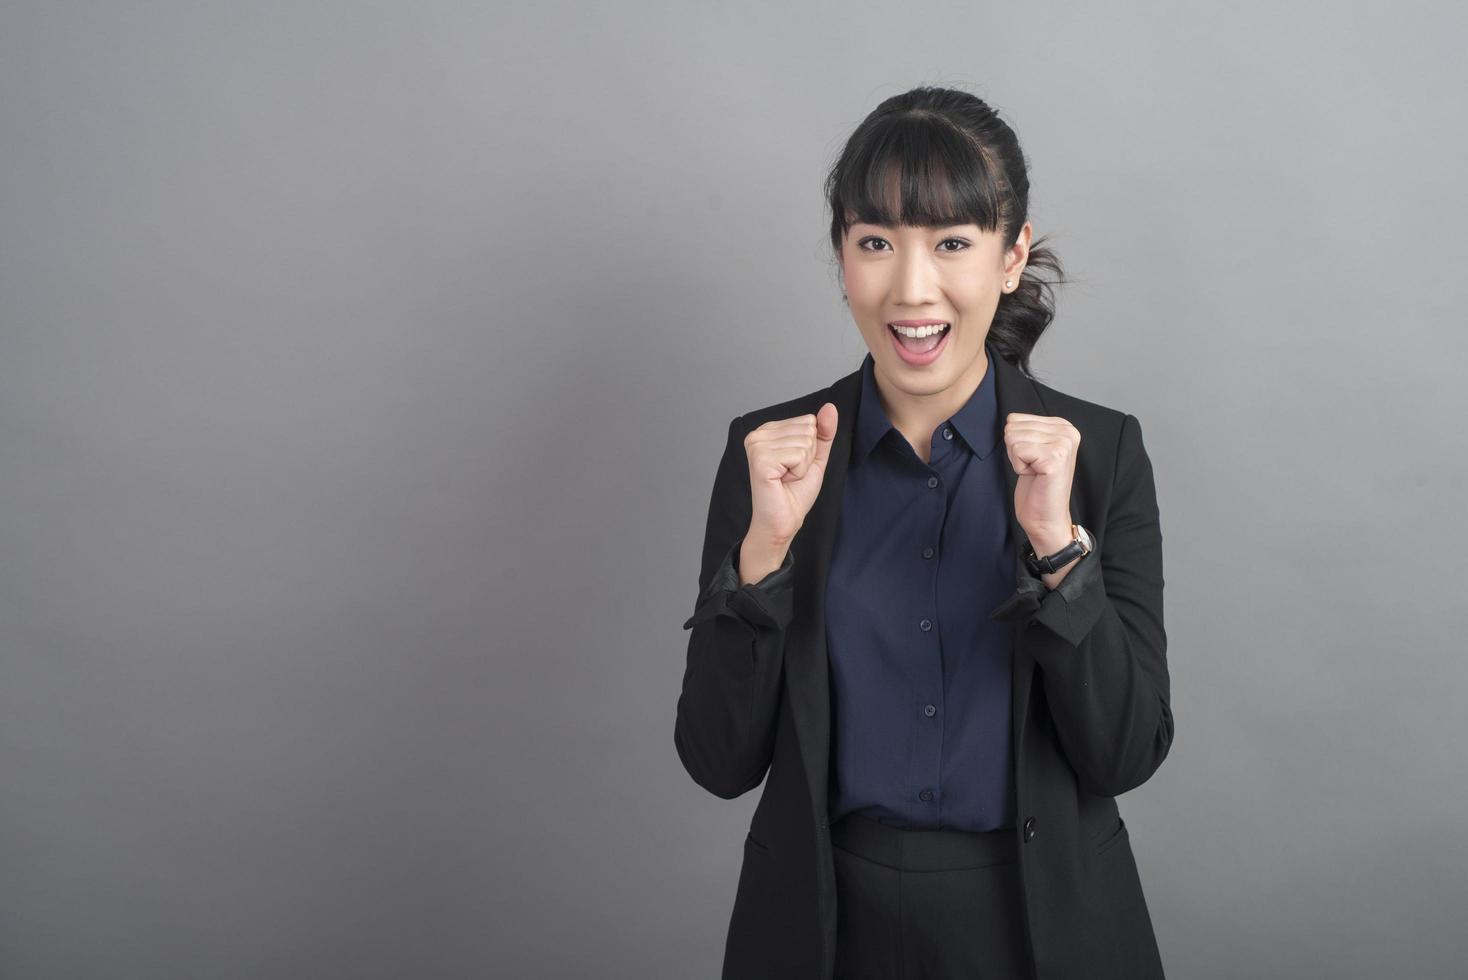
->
[744,402,839,546]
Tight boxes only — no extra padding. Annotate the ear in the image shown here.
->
[1004,220,1033,278]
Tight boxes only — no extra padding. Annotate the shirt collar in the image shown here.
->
[852,340,1003,466]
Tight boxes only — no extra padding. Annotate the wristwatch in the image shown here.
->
[1023,523,1093,576]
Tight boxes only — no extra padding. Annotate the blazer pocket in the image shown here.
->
[745,831,771,856]
[1095,816,1128,856]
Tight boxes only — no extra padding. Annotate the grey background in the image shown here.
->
[2,2,1464,977]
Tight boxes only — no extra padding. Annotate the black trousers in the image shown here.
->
[831,812,1035,980]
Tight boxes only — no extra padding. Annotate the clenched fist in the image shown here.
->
[1003,411,1079,549]
[744,402,839,550]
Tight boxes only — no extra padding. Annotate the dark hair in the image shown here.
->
[824,86,1064,379]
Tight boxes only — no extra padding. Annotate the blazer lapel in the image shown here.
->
[784,348,1054,827]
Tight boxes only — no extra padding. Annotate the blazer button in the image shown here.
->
[1022,817,1037,842]
[919,788,934,801]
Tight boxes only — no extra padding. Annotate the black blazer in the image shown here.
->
[675,349,1172,980]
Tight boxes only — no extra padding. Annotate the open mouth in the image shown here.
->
[888,322,951,364]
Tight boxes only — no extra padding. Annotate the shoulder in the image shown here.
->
[1027,375,1127,428]
[1025,373,1155,492]
[725,360,1149,457]
[730,372,853,437]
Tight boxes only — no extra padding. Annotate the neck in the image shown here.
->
[875,348,990,447]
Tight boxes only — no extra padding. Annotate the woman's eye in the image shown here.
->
[858,237,968,252]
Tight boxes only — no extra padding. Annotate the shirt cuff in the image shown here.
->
[988,536,1108,647]
[681,538,796,632]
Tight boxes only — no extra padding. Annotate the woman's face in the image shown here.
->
[840,219,1031,402]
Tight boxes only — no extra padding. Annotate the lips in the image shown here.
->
[888,320,951,366]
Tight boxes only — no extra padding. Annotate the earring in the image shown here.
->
[1004,280,1013,290]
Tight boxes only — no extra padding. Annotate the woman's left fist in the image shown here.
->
[1003,412,1079,546]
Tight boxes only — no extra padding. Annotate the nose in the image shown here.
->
[892,247,940,307]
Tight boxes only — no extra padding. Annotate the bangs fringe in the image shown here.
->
[837,114,1009,234]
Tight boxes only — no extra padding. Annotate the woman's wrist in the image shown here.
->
[738,535,792,587]
[1025,522,1076,558]
[1025,522,1083,591]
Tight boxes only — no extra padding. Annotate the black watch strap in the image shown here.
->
[1023,523,1092,575]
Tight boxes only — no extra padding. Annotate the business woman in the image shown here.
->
[675,86,1172,980]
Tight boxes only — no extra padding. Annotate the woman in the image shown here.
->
[675,86,1171,980]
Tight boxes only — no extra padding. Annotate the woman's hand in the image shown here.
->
[743,402,839,549]
[1003,411,1079,550]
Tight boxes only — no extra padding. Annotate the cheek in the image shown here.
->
[953,280,998,319]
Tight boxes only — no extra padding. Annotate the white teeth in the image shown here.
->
[890,323,950,338]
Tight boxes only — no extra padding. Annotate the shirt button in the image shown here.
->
[919,619,932,632]
[919,789,934,802]
[923,704,936,717]
[922,547,934,559]
[1023,817,1037,842]
[927,476,939,488]
[942,427,953,440]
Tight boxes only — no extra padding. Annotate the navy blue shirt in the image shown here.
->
[824,344,1019,832]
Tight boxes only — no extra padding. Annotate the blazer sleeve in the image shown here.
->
[673,415,796,800]
[1022,412,1173,798]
